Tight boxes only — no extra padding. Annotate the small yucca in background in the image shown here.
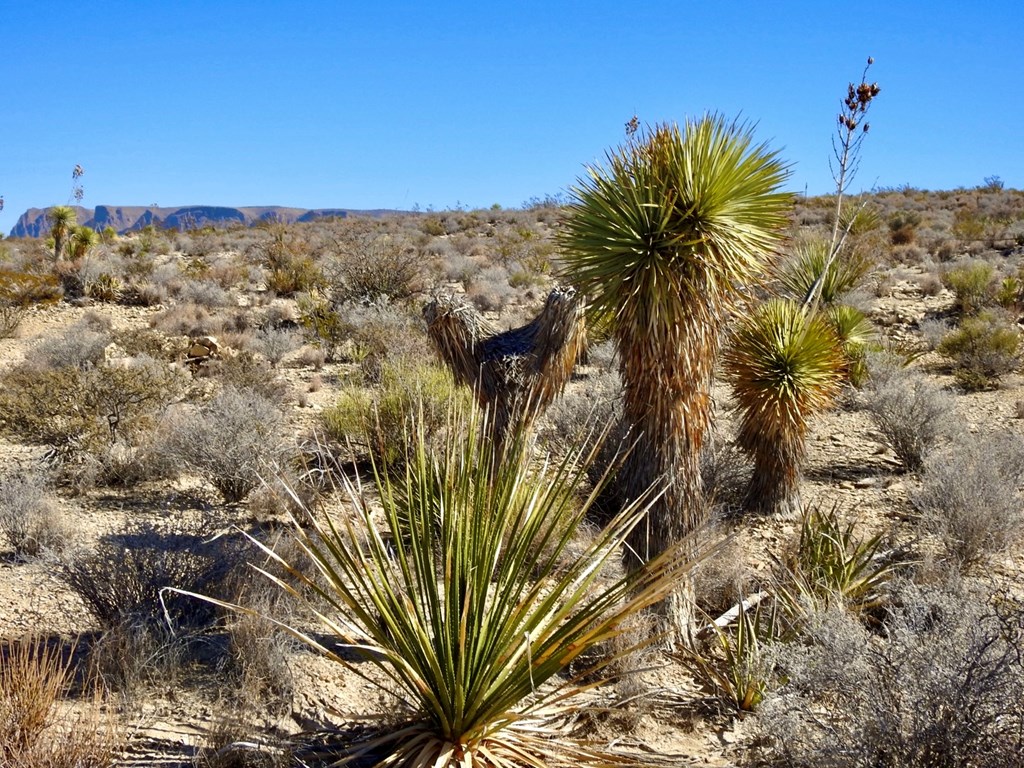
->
[725,298,846,516]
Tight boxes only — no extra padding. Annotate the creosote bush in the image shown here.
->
[942,260,994,314]
[0,358,185,460]
[321,359,467,466]
[938,309,1021,390]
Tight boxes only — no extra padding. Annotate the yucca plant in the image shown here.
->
[47,205,77,261]
[69,224,100,261]
[185,404,700,768]
[775,503,898,621]
[676,597,781,712]
[725,298,846,516]
[559,116,791,635]
[778,238,872,306]
[826,303,875,386]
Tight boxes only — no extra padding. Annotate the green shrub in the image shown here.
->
[942,261,994,314]
[937,310,1021,390]
[321,360,466,466]
[0,360,185,457]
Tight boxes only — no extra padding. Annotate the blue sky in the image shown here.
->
[2,1,1021,234]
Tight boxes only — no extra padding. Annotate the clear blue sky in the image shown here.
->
[2,1,1021,234]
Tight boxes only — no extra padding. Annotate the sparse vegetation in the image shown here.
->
[914,432,1024,570]
[937,309,1021,390]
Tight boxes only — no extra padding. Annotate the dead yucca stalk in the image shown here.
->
[423,286,586,448]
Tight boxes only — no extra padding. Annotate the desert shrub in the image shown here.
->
[60,518,245,693]
[942,260,994,314]
[538,365,625,486]
[343,299,431,382]
[888,210,921,245]
[321,359,465,466]
[0,359,185,458]
[168,386,288,503]
[149,302,220,336]
[0,269,62,338]
[174,278,232,308]
[323,230,422,305]
[203,350,290,403]
[913,432,1024,570]
[295,290,350,362]
[0,636,118,767]
[937,309,1021,390]
[757,584,1024,768]
[0,469,68,559]
[60,518,242,632]
[467,265,516,311]
[917,317,950,350]
[249,226,323,297]
[860,356,956,470]
[118,279,166,306]
[24,321,110,370]
[250,327,301,367]
[111,327,177,360]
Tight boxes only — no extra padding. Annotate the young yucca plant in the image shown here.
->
[725,298,846,516]
[826,303,875,386]
[775,503,898,622]
[676,597,781,712]
[777,238,872,306]
[185,404,700,768]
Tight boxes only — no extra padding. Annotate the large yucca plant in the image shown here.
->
[724,298,846,516]
[186,405,699,768]
[558,117,791,636]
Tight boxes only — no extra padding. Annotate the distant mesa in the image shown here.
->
[8,204,398,238]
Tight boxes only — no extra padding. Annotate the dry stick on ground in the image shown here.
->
[423,286,586,449]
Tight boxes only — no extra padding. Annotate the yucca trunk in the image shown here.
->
[617,274,720,575]
[740,417,808,517]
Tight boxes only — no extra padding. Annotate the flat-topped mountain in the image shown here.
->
[9,204,398,238]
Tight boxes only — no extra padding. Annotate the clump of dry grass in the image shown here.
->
[0,636,119,767]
